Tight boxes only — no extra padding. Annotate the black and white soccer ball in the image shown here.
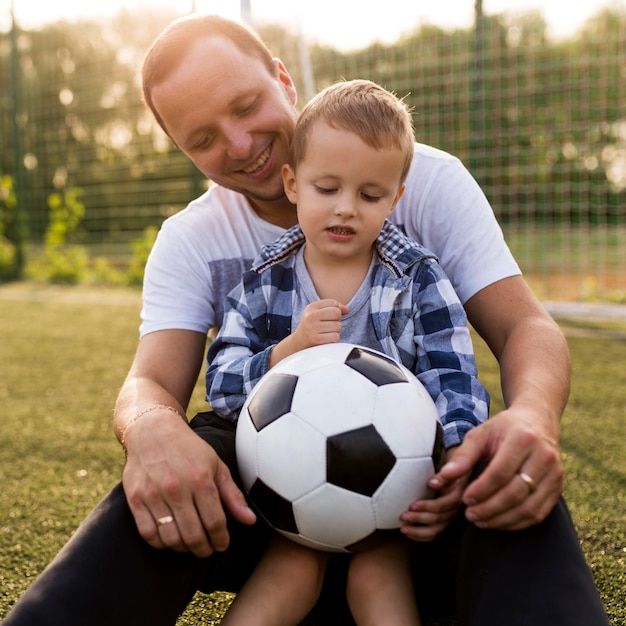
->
[235,343,444,553]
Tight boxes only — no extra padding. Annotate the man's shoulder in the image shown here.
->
[406,143,466,187]
[412,141,460,165]
[161,185,247,230]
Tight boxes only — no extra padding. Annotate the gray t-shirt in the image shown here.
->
[292,245,379,348]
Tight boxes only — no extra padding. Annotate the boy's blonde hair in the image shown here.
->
[290,79,415,183]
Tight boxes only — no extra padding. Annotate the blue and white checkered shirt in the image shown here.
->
[207,220,489,448]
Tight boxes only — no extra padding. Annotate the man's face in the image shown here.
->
[151,37,298,204]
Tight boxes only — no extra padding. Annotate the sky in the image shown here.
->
[4,0,624,50]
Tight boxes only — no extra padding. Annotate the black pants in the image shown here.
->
[3,413,609,626]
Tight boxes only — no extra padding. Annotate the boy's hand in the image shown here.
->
[399,447,465,542]
[271,300,349,366]
[430,407,563,530]
[295,300,350,348]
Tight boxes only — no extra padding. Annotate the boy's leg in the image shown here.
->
[347,537,420,626]
[2,412,272,626]
[222,534,329,626]
[304,502,608,626]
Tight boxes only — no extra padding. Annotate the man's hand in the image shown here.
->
[122,410,256,558]
[429,406,564,530]
[458,275,570,530]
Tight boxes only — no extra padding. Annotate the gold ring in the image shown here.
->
[518,472,537,495]
[156,515,175,526]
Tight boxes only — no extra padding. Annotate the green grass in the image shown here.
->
[503,225,626,303]
[0,284,624,624]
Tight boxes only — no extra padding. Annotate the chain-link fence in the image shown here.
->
[2,3,625,300]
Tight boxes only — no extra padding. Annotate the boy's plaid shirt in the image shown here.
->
[207,220,489,449]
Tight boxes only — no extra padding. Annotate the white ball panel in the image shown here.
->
[256,413,327,501]
[293,483,376,547]
[373,384,439,458]
[270,343,356,378]
[291,365,377,436]
[373,457,436,528]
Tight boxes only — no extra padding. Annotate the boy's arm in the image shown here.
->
[206,284,275,419]
[399,259,488,541]
[408,261,490,448]
[438,275,568,530]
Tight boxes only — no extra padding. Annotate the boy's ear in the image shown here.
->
[274,58,297,106]
[389,184,405,213]
[282,164,298,204]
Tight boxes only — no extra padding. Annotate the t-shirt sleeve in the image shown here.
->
[395,148,521,305]
[139,216,216,337]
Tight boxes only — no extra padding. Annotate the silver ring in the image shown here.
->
[518,472,537,495]
[156,515,175,526]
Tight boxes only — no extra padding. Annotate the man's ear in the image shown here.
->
[274,58,298,106]
[282,163,298,204]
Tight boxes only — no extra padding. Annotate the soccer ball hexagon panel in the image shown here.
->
[236,343,443,552]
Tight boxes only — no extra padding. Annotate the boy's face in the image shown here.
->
[151,37,298,206]
[282,122,405,266]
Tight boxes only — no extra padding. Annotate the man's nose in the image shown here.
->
[224,124,253,160]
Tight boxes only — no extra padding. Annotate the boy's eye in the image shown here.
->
[315,185,337,194]
[361,192,382,202]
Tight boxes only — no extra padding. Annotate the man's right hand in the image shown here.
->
[122,410,256,558]
[114,329,256,558]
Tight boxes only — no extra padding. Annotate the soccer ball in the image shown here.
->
[235,343,444,553]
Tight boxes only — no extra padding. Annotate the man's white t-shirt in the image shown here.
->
[140,142,520,337]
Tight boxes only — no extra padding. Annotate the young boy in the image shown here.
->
[206,79,489,625]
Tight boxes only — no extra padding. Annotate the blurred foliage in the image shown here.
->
[0,176,18,278]
[1,5,625,289]
[309,9,626,226]
[126,225,158,287]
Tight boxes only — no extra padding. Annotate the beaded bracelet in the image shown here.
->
[119,404,184,453]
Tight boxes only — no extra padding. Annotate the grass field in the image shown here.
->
[504,226,626,303]
[0,283,625,624]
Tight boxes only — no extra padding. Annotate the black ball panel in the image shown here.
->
[327,425,396,496]
[345,347,408,386]
[432,422,445,471]
[247,373,298,431]
[248,478,298,534]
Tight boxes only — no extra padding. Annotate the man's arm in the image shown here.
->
[432,275,569,530]
[114,329,256,557]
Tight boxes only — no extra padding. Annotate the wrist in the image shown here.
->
[269,335,302,368]
[118,404,185,454]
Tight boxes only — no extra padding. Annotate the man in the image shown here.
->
[4,13,607,626]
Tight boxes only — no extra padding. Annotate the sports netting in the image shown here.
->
[1,3,625,301]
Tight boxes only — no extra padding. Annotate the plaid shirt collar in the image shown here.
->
[251,220,436,277]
